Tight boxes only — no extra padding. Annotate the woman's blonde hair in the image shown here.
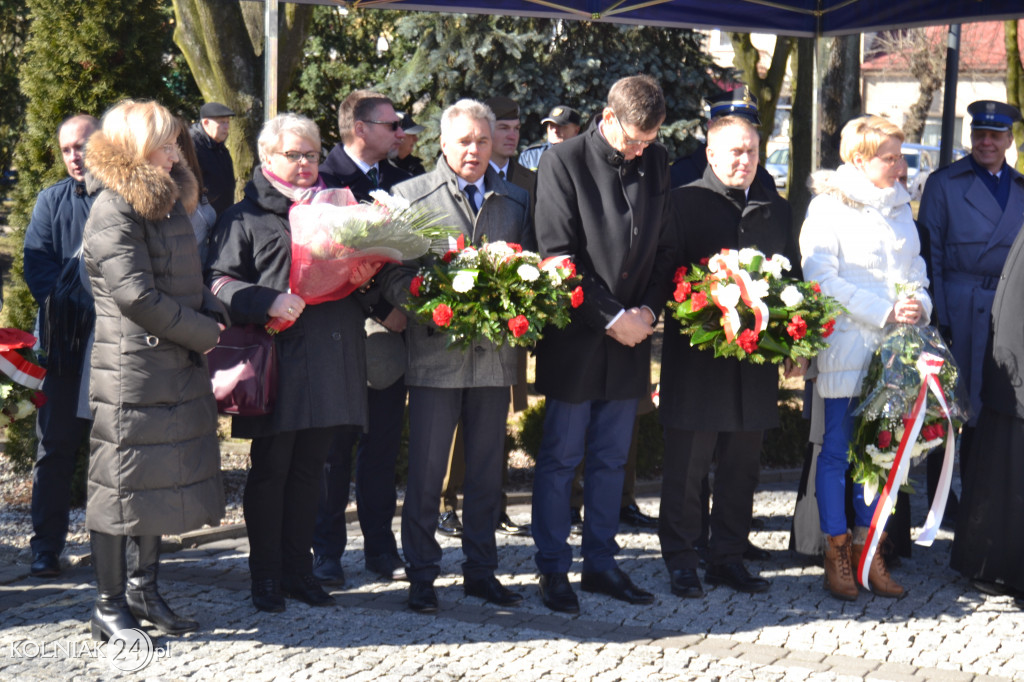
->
[839,115,905,163]
[100,99,177,162]
[257,113,321,165]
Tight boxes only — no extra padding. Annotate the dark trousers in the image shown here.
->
[569,414,641,510]
[532,398,638,574]
[659,428,762,570]
[402,385,509,583]
[313,377,406,560]
[244,426,336,580]
[30,371,91,555]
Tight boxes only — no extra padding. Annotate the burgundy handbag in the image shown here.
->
[207,324,278,416]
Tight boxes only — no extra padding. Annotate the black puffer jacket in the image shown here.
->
[83,131,227,536]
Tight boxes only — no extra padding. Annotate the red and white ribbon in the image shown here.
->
[858,352,953,587]
[0,329,46,390]
[707,249,769,343]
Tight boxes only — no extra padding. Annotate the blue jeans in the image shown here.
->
[816,397,876,535]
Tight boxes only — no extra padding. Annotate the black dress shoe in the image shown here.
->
[409,581,438,613]
[251,578,286,613]
[365,553,407,581]
[669,568,704,599]
[464,575,524,606]
[282,574,336,607]
[312,555,347,586]
[437,511,463,537]
[620,503,658,528]
[743,541,771,561]
[539,572,579,614]
[580,567,654,605]
[30,551,61,578]
[705,562,770,594]
[570,508,583,536]
[971,579,1024,598]
[498,514,531,536]
[694,544,709,566]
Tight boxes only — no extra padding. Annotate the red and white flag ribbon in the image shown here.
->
[0,328,46,390]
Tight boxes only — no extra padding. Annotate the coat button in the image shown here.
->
[622,272,629,279]
[332,332,341,340]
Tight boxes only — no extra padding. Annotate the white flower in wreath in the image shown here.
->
[717,283,742,308]
[452,270,477,293]
[779,285,804,308]
[748,278,771,300]
[483,241,515,261]
[517,264,540,282]
[738,248,763,267]
[369,189,410,211]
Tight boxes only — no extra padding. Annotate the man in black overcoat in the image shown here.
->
[658,115,798,598]
[531,75,675,614]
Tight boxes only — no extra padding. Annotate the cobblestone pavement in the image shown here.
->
[2,483,1022,681]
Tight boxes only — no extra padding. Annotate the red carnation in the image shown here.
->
[786,314,808,340]
[507,315,530,338]
[565,261,577,278]
[935,422,946,437]
[822,319,836,338]
[811,282,822,293]
[507,242,523,253]
[673,266,688,283]
[409,276,423,297]
[31,391,48,408]
[442,251,456,263]
[432,304,453,327]
[877,430,892,449]
[690,291,708,312]
[570,286,584,308]
[699,257,710,266]
[737,328,759,353]
[673,281,692,303]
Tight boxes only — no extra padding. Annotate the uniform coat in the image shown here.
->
[533,124,674,403]
[206,168,368,438]
[917,156,1024,421]
[82,132,226,536]
[385,160,533,389]
[659,165,797,433]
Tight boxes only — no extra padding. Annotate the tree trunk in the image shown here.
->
[730,33,795,161]
[820,35,862,170]
[789,37,815,240]
[171,0,312,201]
[1007,20,1024,173]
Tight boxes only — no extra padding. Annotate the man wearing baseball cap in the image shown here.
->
[518,104,582,171]
[390,111,427,177]
[190,102,236,215]
[918,99,1024,536]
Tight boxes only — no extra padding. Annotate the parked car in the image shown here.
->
[765,148,789,189]
[901,143,967,201]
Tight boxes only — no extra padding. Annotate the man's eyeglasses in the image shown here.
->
[612,114,659,148]
[275,151,320,163]
[360,119,402,132]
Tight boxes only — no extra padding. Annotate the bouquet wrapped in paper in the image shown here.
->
[0,328,47,427]
[266,188,458,333]
[405,240,583,349]
[667,247,845,364]
[848,322,968,570]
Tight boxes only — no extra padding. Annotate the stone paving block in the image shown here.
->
[823,653,881,676]
[650,634,704,650]
[771,657,832,673]
[732,642,787,665]
[912,667,974,681]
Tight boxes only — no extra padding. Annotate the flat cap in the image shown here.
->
[199,102,235,119]
[396,111,424,135]
[541,105,582,127]
[967,100,1021,132]
[485,96,520,121]
[707,87,761,126]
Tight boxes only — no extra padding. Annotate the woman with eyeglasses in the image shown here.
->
[82,99,228,640]
[206,113,373,613]
[800,115,932,601]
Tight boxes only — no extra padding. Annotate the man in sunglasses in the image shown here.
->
[531,75,675,614]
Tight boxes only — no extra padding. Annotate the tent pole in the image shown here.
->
[264,0,279,121]
[939,24,961,168]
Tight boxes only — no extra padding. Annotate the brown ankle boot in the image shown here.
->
[852,529,905,598]
[823,533,858,601]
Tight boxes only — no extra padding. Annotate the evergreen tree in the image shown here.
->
[4,0,172,473]
[0,0,29,190]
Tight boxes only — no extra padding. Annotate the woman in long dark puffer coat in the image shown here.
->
[83,99,227,641]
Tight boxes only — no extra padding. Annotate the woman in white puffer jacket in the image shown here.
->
[800,116,932,602]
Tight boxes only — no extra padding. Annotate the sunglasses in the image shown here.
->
[361,119,402,131]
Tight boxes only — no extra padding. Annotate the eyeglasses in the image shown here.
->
[360,119,402,131]
[611,114,659,148]
[275,151,320,163]
[159,143,180,156]
[874,153,904,166]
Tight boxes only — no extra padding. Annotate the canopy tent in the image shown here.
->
[300,0,1024,37]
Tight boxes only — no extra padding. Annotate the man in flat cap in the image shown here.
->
[518,104,583,171]
[918,99,1024,521]
[390,111,427,177]
[190,102,236,216]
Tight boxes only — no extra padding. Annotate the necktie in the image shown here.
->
[499,170,506,180]
[464,184,479,214]
[367,166,379,187]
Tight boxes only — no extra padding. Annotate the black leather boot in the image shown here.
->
[126,536,199,635]
[90,531,143,641]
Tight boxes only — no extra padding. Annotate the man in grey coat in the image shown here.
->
[383,99,533,614]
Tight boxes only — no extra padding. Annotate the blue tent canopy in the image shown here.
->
[331,0,1023,36]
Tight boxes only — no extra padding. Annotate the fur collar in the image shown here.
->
[808,163,910,214]
[86,131,198,220]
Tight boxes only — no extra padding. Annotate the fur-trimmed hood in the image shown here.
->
[808,163,911,218]
[85,131,198,221]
